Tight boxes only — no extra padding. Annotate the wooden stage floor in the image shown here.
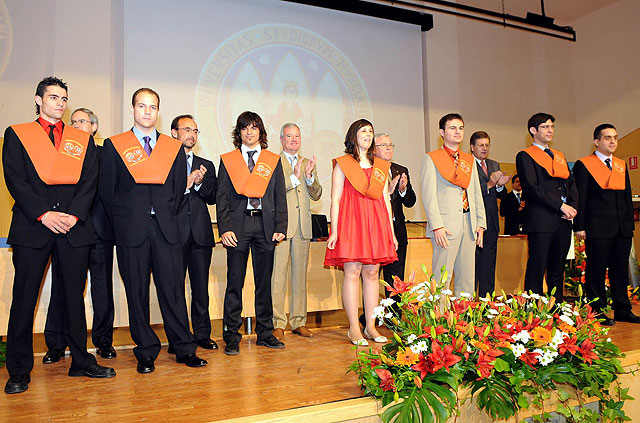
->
[3,308,640,422]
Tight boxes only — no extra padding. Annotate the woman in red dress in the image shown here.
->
[324,119,398,345]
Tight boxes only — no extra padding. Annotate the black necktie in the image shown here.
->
[544,147,554,159]
[605,158,612,170]
[48,124,56,147]
[247,151,260,209]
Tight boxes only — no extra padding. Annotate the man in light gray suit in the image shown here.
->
[420,113,486,295]
[271,123,322,340]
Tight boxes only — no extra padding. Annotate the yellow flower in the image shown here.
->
[470,339,490,352]
[395,349,420,366]
[531,327,552,345]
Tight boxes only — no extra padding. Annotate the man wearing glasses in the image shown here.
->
[516,113,578,301]
[172,115,218,351]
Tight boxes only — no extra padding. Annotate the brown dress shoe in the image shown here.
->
[292,326,313,338]
[273,328,285,340]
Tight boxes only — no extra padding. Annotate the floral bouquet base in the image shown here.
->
[349,266,632,423]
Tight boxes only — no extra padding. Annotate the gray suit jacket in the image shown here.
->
[281,152,323,239]
[420,149,487,239]
[475,158,507,234]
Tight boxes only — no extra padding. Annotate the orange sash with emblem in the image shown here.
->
[110,131,181,184]
[11,121,90,185]
[221,149,280,198]
[333,155,390,200]
[427,148,473,189]
[578,154,625,190]
[523,146,570,179]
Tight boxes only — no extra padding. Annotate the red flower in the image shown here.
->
[375,368,395,391]
[369,358,382,369]
[428,340,461,372]
[386,276,414,297]
[558,335,579,356]
[411,353,433,379]
[475,350,494,379]
[519,349,540,368]
[578,339,599,364]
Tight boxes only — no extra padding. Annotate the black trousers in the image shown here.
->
[44,237,116,350]
[524,222,572,302]
[116,218,196,361]
[182,231,213,341]
[223,214,275,345]
[6,236,96,377]
[585,234,632,314]
[475,230,498,297]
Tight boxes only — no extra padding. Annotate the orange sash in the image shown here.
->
[427,148,473,189]
[333,155,390,200]
[221,149,281,198]
[110,131,181,184]
[11,121,90,185]
[522,146,570,179]
[578,154,625,190]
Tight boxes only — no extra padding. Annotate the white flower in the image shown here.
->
[441,289,453,296]
[549,330,567,349]
[510,343,526,358]
[540,297,549,304]
[380,298,395,307]
[479,296,490,302]
[607,338,612,343]
[538,350,558,366]
[513,330,531,344]
[530,293,541,300]
[559,314,575,326]
[494,302,505,307]
[450,296,457,301]
[521,292,531,299]
[460,292,472,298]
[384,312,393,319]
[417,293,426,302]
[407,334,417,344]
[372,306,385,320]
[409,340,429,354]
[488,309,499,315]
[466,344,473,353]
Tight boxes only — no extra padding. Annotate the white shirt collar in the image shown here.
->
[283,150,298,163]
[474,156,485,165]
[241,143,262,159]
[532,142,548,151]
[594,150,612,164]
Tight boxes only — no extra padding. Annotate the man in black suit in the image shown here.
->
[217,111,287,356]
[500,174,525,235]
[470,131,509,297]
[573,123,640,325]
[516,112,578,301]
[374,133,416,289]
[3,77,115,394]
[172,114,218,350]
[42,107,118,363]
[99,88,206,373]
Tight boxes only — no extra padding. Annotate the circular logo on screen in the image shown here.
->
[0,0,13,79]
[194,24,372,168]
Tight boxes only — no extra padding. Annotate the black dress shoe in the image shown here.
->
[96,345,117,359]
[167,345,175,355]
[614,312,640,323]
[177,353,208,367]
[69,364,116,378]
[256,334,285,349]
[600,317,615,327]
[224,341,240,356]
[4,375,30,394]
[42,349,65,364]
[136,358,155,374]
[197,338,218,350]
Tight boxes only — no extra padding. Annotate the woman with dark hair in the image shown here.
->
[324,119,397,345]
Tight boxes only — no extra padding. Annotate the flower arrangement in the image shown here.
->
[348,266,632,423]
[565,237,586,298]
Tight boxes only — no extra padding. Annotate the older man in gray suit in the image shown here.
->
[271,123,322,340]
[420,113,486,295]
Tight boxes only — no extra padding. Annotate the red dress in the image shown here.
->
[324,167,398,266]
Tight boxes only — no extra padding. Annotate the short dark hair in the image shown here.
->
[512,174,519,183]
[344,119,375,165]
[35,76,68,115]
[593,123,616,140]
[527,112,555,137]
[132,87,160,108]
[470,131,490,146]
[171,114,194,131]
[438,113,464,131]
[232,111,268,149]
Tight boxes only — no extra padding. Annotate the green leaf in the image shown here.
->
[493,358,510,372]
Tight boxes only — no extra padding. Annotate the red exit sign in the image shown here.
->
[629,156,638,170]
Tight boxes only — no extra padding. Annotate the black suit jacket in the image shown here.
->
[2,124,98,248]
[99,130,187,247]
[216,153,287,241]
[573,158,633,238]
[389,162,416,245]
[500,191,524,235]
[475,158,507,234]
[515,149,578,233]
[91,146,114,241]
[178,154,217,246]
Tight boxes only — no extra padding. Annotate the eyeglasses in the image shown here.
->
[538,124,556,130]
[177,127,200,135]
[375,143,395,148]
[70,119,91,126]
